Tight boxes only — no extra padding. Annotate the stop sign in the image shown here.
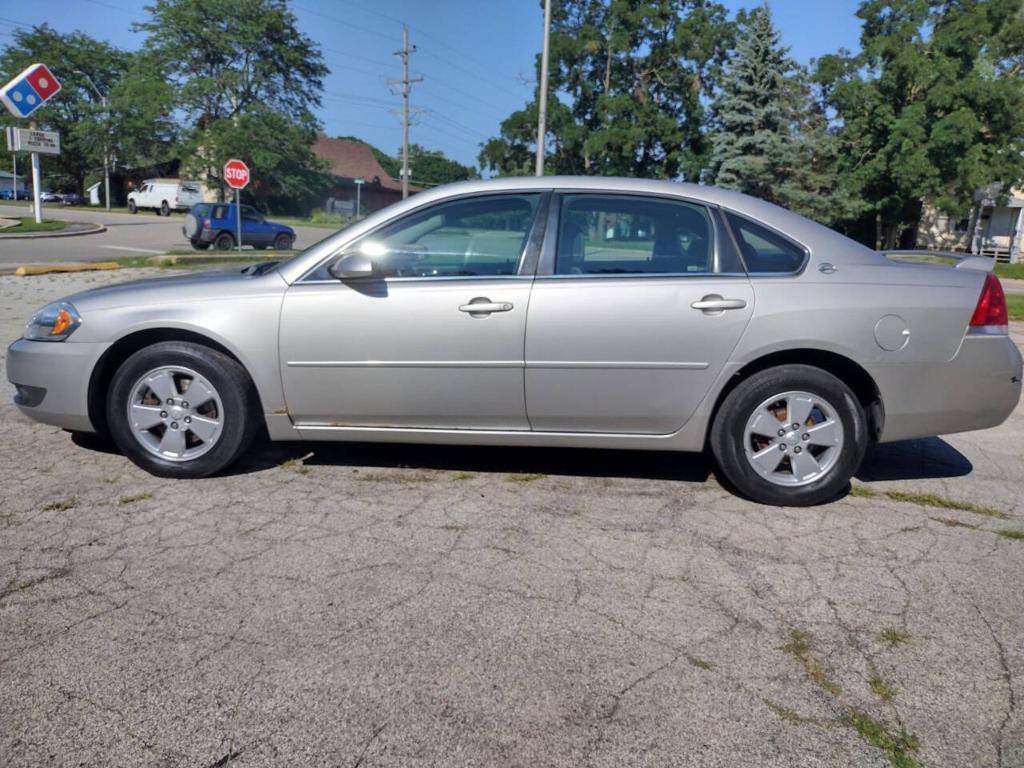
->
[223,158,250,190]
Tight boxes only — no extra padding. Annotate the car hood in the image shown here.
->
[64,266,288,313]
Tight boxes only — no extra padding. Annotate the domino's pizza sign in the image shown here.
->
[1,63,61,118]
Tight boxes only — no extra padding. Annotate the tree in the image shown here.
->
[709,6,855,226]
[816,0,1024,247]
[406,144,477,186]
[480,0,736,180]
[135,0,332,209]
[709,6,795,198]
[0,25,140,194]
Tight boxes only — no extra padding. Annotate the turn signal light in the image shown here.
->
[968,272,1008,334]
[50,307,73,336]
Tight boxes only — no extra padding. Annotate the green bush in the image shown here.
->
[308,210,352,227]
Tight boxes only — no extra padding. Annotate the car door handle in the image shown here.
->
[691,295,747,312]
[459,299,514,316]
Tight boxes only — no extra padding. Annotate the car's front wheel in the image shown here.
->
[127,200,137,214]
[160,201,170,216]
[710,364,867,506]
[273,233,294,250]
[106,341,259,478]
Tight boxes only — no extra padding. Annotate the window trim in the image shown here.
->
[720,208,811,277]
[298,190,553,284]
[535,190,745,280]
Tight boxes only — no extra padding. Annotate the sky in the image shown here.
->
[0,0,864,169]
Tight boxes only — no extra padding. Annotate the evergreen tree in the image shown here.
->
[709,5,794,200]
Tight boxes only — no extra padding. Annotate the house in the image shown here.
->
[0,169,25,195]
[917,184,1024,263]
[312,137,420,215]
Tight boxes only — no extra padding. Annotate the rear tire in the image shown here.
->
[214,232,234,251]
[106,341,259,479]
[710,364,867,506]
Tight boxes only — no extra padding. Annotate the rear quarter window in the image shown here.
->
[726,212,807,274]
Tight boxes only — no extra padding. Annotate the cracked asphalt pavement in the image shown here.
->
[1,269,1022,767]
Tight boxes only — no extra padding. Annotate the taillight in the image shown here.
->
[968,272,1008,334]
[203,218,211,229]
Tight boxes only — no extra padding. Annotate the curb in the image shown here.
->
[3,261,121,277]
[0,223,107,240]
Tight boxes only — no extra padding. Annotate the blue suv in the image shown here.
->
[183,202,295,251]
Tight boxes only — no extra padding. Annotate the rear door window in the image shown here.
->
[554,194,714,275]
[726,213,806,273]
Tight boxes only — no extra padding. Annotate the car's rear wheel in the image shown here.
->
[710,365,867,506]
[106,341,259,478]
[214,232,234,250]
[273,233,294,250]
[160,201,170,216]
[127,200,137,214]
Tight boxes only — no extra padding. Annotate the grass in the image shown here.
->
[996,529,1024,541]
[118,491,154,505]
[112,253,286,270]
[879,627,911,647]
[280,458,310,475]
[994,263,1024,280]
[1,216,66,233]
[868,673,898,703]
[844,709,920,768]
[1005,294,1024,321]
[883,490,1009,520]
[776,628,921,768]
[42,498,76,512]
[852,485,1009,520]
[507,473,545,483]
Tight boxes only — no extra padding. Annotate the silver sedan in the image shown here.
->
[7,177,1022,505]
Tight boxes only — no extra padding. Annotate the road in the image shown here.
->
[0,204,334,265]
[2,269,1023,767]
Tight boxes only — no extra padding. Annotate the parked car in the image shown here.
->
[0,189,24,200]
[183,202,295,251]
[7,177,1022,505]
[127,179,203,216]
[39,191,62,203]
[58,192,81,206]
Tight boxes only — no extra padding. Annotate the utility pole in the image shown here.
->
[75,70,111,211]
[535,0,553,176]
[389,25,423,199]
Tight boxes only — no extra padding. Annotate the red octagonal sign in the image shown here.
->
[223,158,250,190]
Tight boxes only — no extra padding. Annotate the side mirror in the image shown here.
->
[328,251,376,280]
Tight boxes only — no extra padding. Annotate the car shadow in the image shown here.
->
[232,440,714,483]
[69,430,969,487]
[856,437,973,481]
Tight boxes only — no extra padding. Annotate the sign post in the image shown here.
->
[353,177,364,219]
[1,63,62,224]
[223,158,250,254]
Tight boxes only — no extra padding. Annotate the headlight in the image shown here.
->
[24,301,82,341]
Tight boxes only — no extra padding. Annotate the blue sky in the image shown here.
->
[0,0,863,168]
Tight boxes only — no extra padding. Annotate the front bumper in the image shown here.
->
[872,335,1023,443]
[6,338,110,432]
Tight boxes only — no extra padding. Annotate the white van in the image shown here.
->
[127,179,204,216]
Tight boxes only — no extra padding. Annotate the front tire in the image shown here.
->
[710,365,867,506]
[127,200,137,214]
[106,341,259,478]
[273,233,294,250]
[160,201,170,216]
